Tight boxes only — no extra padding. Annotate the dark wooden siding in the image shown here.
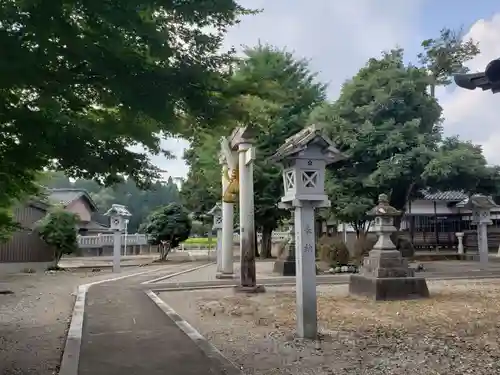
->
[0,203,54,263]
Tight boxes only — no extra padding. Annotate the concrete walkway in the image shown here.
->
[78,284,233,375]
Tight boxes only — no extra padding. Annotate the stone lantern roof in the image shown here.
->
[207,202,222,216]
[456,194,499,210]
[367,194,401,217]
[271,124,345,163]
[104,204,131,217]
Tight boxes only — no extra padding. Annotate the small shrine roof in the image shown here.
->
[456,194,499,209]
[271,124,345,163]
[104,204,132,217]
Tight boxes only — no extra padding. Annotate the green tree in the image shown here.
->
[312,49,494,233]
[235,45,326,257]
[36,207,79,267]
[182,45,326,257]
[181,133,223,218]
[0,1,254,239]
[140,203,192,261]
[418,27,480,96]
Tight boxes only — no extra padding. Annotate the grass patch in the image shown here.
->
[184,237,214,244]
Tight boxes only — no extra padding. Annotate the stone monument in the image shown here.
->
[457,194,498,266]
[207,202,223,276]
[349,194,429,300]
[273,215,296,276]
[104,204,132,273]
[272,124,345,339]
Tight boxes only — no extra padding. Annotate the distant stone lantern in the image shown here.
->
[349,194,429,300]
[104,204,132,273]
[457,194,499,265]
[207,202,223,277]
[272,124,345,339]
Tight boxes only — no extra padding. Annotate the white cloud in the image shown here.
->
[150,0,424,178]
[440,14,500,164]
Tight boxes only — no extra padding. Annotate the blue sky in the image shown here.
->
[149,1,500,179]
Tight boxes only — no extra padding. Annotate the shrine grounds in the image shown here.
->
[155,262,500,375]
[4,259,500,375]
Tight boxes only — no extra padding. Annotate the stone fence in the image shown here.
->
[77,232,290,250]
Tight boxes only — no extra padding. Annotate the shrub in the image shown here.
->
[36,207,79,267]
[317,235,350,266]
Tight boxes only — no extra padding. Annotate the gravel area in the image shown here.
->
[0,265,181,375]
[160,279,500,375]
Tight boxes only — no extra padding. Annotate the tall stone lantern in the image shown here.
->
[271,124,345,339]
[349,194,429,300]
[104,204,132,273]
[457,194,499,266]
[207,202,223,276]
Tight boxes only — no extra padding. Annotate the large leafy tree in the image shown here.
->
[140,203,192,261]
[0,0,253,239]
[181,45,326,256]
[181,133,224,218]
[232,45,326,257]
[312,49,495,232]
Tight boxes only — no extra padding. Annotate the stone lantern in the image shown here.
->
[207,202,223,277]
[349,194,429,300]
[457,194,499,265]
[104,204,132,273]
[272,124,345,339]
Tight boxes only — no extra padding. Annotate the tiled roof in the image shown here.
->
[47,188,98,211]
[420,190,468,201]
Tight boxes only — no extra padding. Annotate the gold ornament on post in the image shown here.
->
[223,167,239,203]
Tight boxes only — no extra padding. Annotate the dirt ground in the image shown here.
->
[0,266,173,375]
[160,279,500,375]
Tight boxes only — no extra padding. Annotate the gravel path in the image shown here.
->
[0,264,188,375]
[160,279,500,375]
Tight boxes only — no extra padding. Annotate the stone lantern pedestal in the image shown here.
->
[207,202,224,277]
[349,194,429,301]
[104,204,132,273]
[457,195,498,266]
[273,211,296,276]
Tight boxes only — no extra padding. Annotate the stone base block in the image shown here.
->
[273,259,296,276]
[234,284,266,294]
[216,272,234,279]
[349,274,429,301]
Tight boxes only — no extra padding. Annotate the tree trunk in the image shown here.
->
[54,249,63,268]
[260,225,273,258]
[158,243,165,261]
[160,241,172,261]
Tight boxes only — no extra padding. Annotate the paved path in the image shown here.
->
[65,262,239,375]
[79,285,228,375]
